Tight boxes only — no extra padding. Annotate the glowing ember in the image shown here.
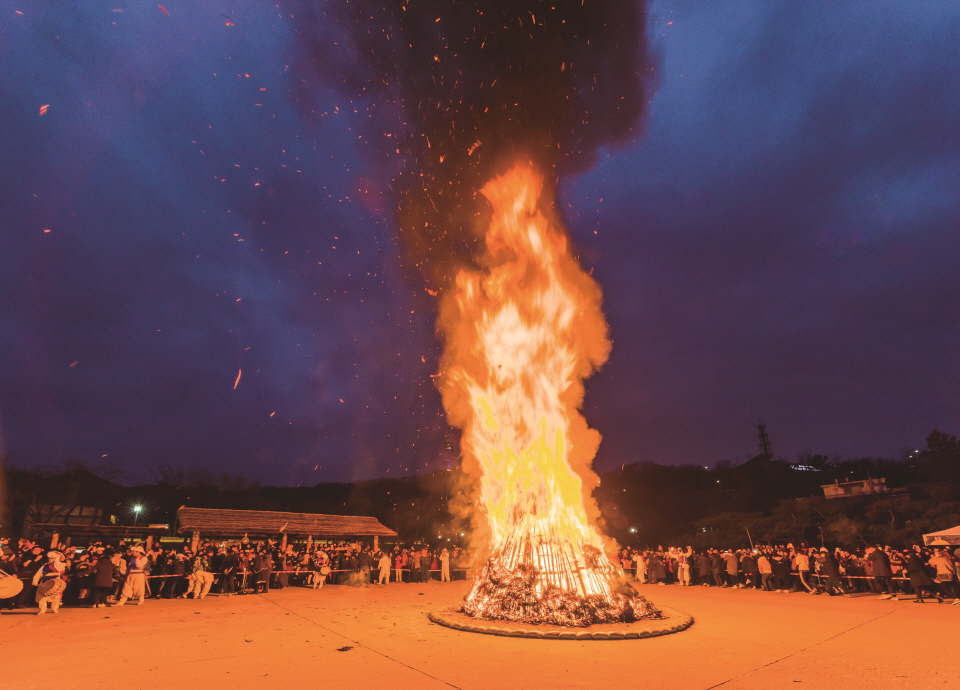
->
[439,163,661,627]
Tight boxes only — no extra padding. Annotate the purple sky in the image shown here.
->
[1,1,958,484]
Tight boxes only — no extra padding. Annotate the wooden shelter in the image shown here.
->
[176,506,397,552]
[30,523,170,550]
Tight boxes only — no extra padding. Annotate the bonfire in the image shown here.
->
[439,163,662,627]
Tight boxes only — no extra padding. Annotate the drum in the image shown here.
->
[319,566,331,576]
[0,575,24,599]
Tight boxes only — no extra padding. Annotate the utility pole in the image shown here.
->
[757,421,773,459]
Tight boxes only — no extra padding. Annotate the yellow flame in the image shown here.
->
[440,162,621,605]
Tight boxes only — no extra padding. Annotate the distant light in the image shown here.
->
[628,527,637,533]
[133,505,143,513]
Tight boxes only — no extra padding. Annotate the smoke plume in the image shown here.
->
[286,0,653,285]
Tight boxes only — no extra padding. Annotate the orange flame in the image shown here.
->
[439,163,655,625]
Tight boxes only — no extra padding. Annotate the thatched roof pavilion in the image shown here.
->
[176,506,397,550]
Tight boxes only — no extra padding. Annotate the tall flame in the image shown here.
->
[438,163,660,626]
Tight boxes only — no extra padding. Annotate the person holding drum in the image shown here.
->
[33,551,67,615]
[311,550,330,589]
[0,556,24,608]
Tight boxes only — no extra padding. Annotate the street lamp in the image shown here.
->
[132,504,143,526]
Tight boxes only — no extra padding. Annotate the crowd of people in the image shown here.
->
[2,535,959,613]
[0,536,474,613]
[617,543,960,604]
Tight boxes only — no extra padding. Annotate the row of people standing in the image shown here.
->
[1,538,477,612]
[619,543,960,603]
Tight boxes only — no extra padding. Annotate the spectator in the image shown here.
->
[72,552,94,604]
[647,551,666,585]
[358,549,374,585]
[757,552,773,591]
[817,548,851,597]
[904,550,941,603]
[865,545,897,600]
[696,551,712,587]
[793,548,813,592]
[110,550,127,602]
[92,549,117,608]
[929,548,959,602]
[440,548,451,582]
[711,550,725,587]
[739,551,759,589]
[221,546,239,596]
[770,551,792,592]
[420,547,431,583]
[723,550,739,588]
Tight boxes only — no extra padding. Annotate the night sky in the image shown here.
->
[2,1,958,485]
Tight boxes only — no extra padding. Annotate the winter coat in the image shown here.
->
[93,558,117,588]
[771,557,791,578]
[819,553,840,577]
[697,554,712,577]
[904,554,933,588]
[866,550,893,577]
[648,555,667,580]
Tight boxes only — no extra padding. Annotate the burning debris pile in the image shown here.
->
[438,165,661,627]
[464,539,662,627]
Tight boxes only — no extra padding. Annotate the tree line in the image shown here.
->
[3,430,958,550]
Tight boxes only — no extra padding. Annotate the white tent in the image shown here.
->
[923,525,960,546]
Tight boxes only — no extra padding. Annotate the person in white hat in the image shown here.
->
[378,551,392,584]
[33,551,67,615]
[114,546,148,606]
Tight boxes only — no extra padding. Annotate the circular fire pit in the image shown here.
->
[428,605,693,640]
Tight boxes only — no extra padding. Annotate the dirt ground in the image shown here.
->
[1,581,957,690]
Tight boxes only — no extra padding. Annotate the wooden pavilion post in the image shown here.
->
[374,535,379,552]
[191,531,200,553]
[281,533,288,551]
[50,531,59,549]
[306,535,313,550]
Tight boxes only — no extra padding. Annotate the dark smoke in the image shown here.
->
[286,0,652,285]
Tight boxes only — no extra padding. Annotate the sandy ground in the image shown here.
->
[1,582,957,690]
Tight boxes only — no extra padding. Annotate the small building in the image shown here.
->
[821,478,889,500]
[176,506,397,552]
[20,468,126,535]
